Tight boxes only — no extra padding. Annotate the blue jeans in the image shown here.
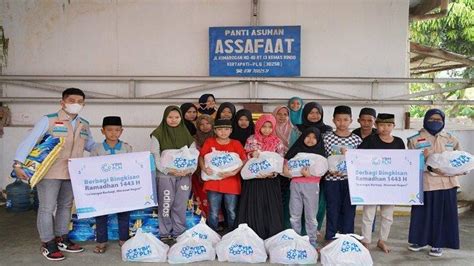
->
[207,191,238,231]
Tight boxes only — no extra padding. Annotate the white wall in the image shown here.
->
[1,0,422,192]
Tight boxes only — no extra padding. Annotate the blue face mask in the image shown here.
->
[424,120,444,136]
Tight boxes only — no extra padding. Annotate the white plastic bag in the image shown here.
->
[216,223,267,263]
[287,153,329,177]
[264,228,302,252]
[426,151,474,176]
[269,235,318,264]
[241,151,284,180]
[328,155,347,175]
[167,231,216,264]
[201,148,243,181]
[176,219,221,246]
[320,233,373,266]
[121,228,169,262]
[160,146,199,173]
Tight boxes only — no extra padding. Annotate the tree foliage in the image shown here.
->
[409,0,473,119]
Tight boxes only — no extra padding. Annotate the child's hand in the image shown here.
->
[283,165,291,178]
[218,171,233,178]
[301,167,310,177]
[340,147,348,155]
[14,168,29,181]
[329,170,344,177]
[252,150,260,158]
[423,148,430,158]
[168,169,188,177]
[203,167,213,176]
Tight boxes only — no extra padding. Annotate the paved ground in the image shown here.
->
[1,207,473,265]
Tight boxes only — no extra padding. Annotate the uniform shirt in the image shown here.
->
[323,131,362,181]
[407,128,461,191]
[14,114,96,162]
[90,140,133,156]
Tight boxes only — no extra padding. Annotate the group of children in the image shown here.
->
[13,89,462,261]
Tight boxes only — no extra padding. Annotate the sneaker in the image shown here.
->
[408,244,426,252]
[429,248,443,257]
[56,236,84,253]
[41,240,65,261]
[160,236,176,246]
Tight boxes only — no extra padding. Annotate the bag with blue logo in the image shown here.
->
[201,148,243,181]
[160,146,199,173]
[216,223,267,263]
[176,218,221,246]
[426,151,474,176]
[328,155,347,175]
[287,153,329,177]
[121,228,169,262]
[268,235,317,264]
[10,133,65,188]
[320,233,372,266]
[264,229,302,252]
[167,230,216,264]
[241,151,284,180]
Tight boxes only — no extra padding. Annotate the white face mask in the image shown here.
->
[64,103,83,114]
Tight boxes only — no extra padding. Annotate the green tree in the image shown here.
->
[409,0,473,118]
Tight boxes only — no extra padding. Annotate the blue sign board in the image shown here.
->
[209,26,301,77]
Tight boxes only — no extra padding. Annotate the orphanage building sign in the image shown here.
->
[209,26,301,77]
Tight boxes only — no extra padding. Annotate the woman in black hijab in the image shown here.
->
[215,102,236,121]
[230,109,255,146]
[180,103,198,136]
[297,102,332,134]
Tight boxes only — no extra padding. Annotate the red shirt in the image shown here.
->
[200,137,247,195]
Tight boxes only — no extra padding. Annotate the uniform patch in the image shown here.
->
[52,123,68,137]
[415,138,431,149]
[445,142,454,151]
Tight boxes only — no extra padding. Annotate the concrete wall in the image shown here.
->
[4,0,453,196]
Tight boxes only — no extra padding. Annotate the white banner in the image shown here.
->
[346,149,424,205]
[68,151,158,219]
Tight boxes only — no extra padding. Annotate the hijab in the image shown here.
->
[285,127,326,160]
[150,106,195,152]
[215,102,236,121]
[288,97,304,125]
[273,106,294,149]
[180,102,197,136]
[230,109,255,146]
[297,101,332,134]
[194,114,214,148]
[423,108,445,136]
[254,114,281,152]
[198,94,216,115]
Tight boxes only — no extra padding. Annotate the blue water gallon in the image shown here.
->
[5,179,32,213]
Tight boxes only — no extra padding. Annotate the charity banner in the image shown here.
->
[209,26,301,76]
[346,149,424,205]
[68,151,158,219]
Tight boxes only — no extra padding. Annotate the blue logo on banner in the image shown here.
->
[209,26,301,77]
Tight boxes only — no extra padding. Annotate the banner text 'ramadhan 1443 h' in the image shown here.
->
[209,26,301,77]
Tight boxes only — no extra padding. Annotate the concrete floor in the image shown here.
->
[1,208,473,265]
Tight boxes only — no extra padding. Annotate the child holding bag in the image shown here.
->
[236,114,285,239]
[150,106,196,245]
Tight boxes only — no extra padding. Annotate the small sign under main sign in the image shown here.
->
[209,26,301,77]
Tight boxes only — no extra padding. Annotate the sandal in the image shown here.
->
[93,244,107,254]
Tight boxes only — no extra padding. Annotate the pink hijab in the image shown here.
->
[272,106,294,148]
[254,114,281,152]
